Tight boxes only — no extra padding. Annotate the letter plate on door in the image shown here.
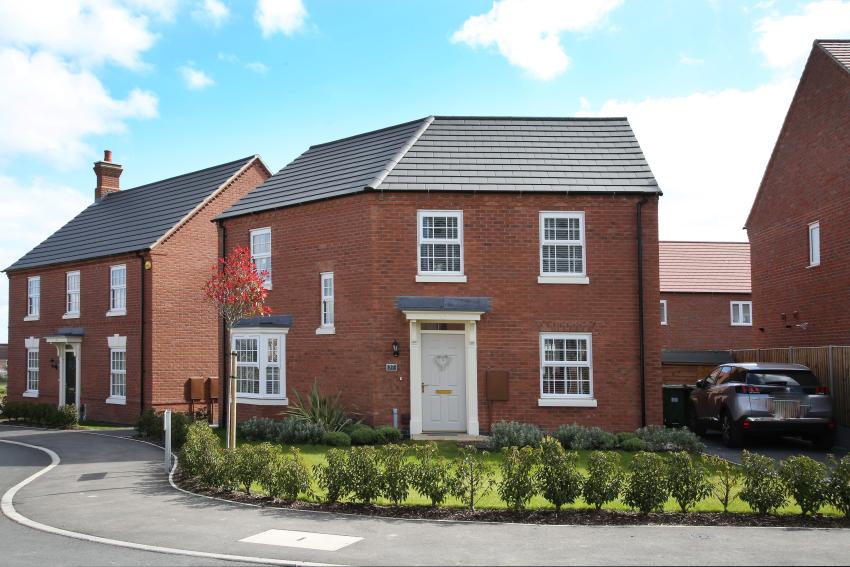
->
[435,389,452,395]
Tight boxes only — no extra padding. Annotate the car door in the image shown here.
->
[706,365,736,420]
[693,367,722,420]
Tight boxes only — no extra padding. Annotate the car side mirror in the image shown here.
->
[696,379,706,389]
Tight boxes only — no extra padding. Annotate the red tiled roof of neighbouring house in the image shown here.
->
[818,39,850,74]
[660,241,751,293]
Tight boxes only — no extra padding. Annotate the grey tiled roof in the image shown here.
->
[219,116,659,219]
[818,39,850,73]
[6,156,259,271]
[55,327,85,336]
[233,315,293,328]
[395,296,492,313]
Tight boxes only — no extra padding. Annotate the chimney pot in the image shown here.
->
[94,150,123,201]
[104,149,112,162]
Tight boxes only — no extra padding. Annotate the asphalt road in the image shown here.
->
[1,425,849,566]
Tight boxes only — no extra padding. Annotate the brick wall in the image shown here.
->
[660,292,757,350]
[222,191,662,433]
[6,253,145,423]
[747,46,850,347]
[150,159,270,416]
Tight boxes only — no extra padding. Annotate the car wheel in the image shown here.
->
[687,404,706,436]
[813,432,836,451]
[721,411,743,448]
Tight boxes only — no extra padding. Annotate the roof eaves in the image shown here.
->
[368,116,434,191]
[151,155,260,250]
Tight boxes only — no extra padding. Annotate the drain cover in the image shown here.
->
[77,472,107,481]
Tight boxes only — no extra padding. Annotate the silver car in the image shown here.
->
[688,362,836,448]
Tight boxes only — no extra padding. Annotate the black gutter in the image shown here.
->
[636,197,649,428]
[137,252,146,417]
[218,220,228,430]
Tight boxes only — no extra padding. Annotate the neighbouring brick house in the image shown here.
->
[659,241,753,384]
[217,116,663,436]
[0,343,7,381]
[4,152,271,423]
[746,40,850,348]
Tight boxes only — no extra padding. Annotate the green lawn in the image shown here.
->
[212,430,841,515]
[0,379,7,398]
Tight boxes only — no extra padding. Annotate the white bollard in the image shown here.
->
[163,409,172,474]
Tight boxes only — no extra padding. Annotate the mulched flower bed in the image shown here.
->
[175,474,850,528]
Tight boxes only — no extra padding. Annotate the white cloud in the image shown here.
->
[679,54,704,66]
[193,0,230,27]
[0,176,91,343]
[180,64,215,89]
[255,0,307,37]
[0,0,161,70]
[0,48,158,166]
[452,0,622,80]
[756,0,850,69]
[579,79,797,241]
[245,61,269,73]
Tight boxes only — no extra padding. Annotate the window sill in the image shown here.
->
[23,315,39,322]
[62,312,80,320]
[416,274,467,283]
[730,323,752,327]
[538,398,597,408]
[661,322,668,326]
[236,397,289,406]
[105,396,126,405]
[22,390,39,398]
[315,326,336,335]
[106,309,127,317]
[537,275,590,285]
[807,263,820,269]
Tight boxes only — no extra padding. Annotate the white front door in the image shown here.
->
[421,332,466,432]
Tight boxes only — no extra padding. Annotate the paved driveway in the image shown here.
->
[1,425,849,566]
[700,427,850,464]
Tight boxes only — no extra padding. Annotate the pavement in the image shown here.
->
[700,427,850,464]
[2,425,850,566]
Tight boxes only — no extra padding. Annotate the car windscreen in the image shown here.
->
[746,371,820,387]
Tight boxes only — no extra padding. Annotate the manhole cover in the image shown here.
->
[77,472,107,481]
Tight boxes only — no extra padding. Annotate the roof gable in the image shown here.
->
[659,241,751,293]
[6,156,258,271]
[219,116,660,219]
[818,40,850,74]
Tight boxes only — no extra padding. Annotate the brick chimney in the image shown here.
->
[94,149,123,200]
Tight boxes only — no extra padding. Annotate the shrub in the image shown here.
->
[170,412,192,450]
[635,425,704,453]
[347,446,383,504]
[624,452,669,514]
[286,380,352,432]
[620,437,647,452]
[234,443,275,494]
[779,455,829,516]
[375,425,403,444]
[583,451,623,511]
[263,447,311,502]
[616,432,638,445]
[238,417,279,441]
[322,431,352,447]
[489,421,544,449]
[380,444,413,505]
[704,454,741,513]
[137,409,163,441]
[450,445,495,511]
[739,451,786,515]
[313,448,349,503]
[666,452,711,512]
[577,427,618,450]
[554,424,587,449]
[535,436,583,512]
[828,455,850,517]
[180,421,221,481]
[3,400,20,420]
[349,424,381,446]
[412,443,452,507]
[57,404,79,428]
[498,446,540,510]
[215,448,240,492]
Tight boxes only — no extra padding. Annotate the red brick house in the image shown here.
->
[217,116,663,435]
[4,152,271,423]
[746,40,850,347]
[659,241,753,384]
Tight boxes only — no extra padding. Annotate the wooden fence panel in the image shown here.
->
[731,346,850,427]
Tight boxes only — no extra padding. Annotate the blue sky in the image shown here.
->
[2,0,850,342]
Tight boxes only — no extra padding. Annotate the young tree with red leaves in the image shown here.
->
[203,246,271,448]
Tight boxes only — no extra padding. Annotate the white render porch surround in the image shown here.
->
[403,309,484,436]
[44,333,82,408]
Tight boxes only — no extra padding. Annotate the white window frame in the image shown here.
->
[106,335,127,404]
[316,272,335,334]
[232,329,288,404]
[63,271,80,319]
[24,337,39,397]
[660,299,668,326]
[416,210,466,283]
[808,221,820,267]
[730,301,753,326]
[250,227,272,289]
[107,265,127,316]
[538,332,596,407]
[538,211,589,285]
[25,276,40,321]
